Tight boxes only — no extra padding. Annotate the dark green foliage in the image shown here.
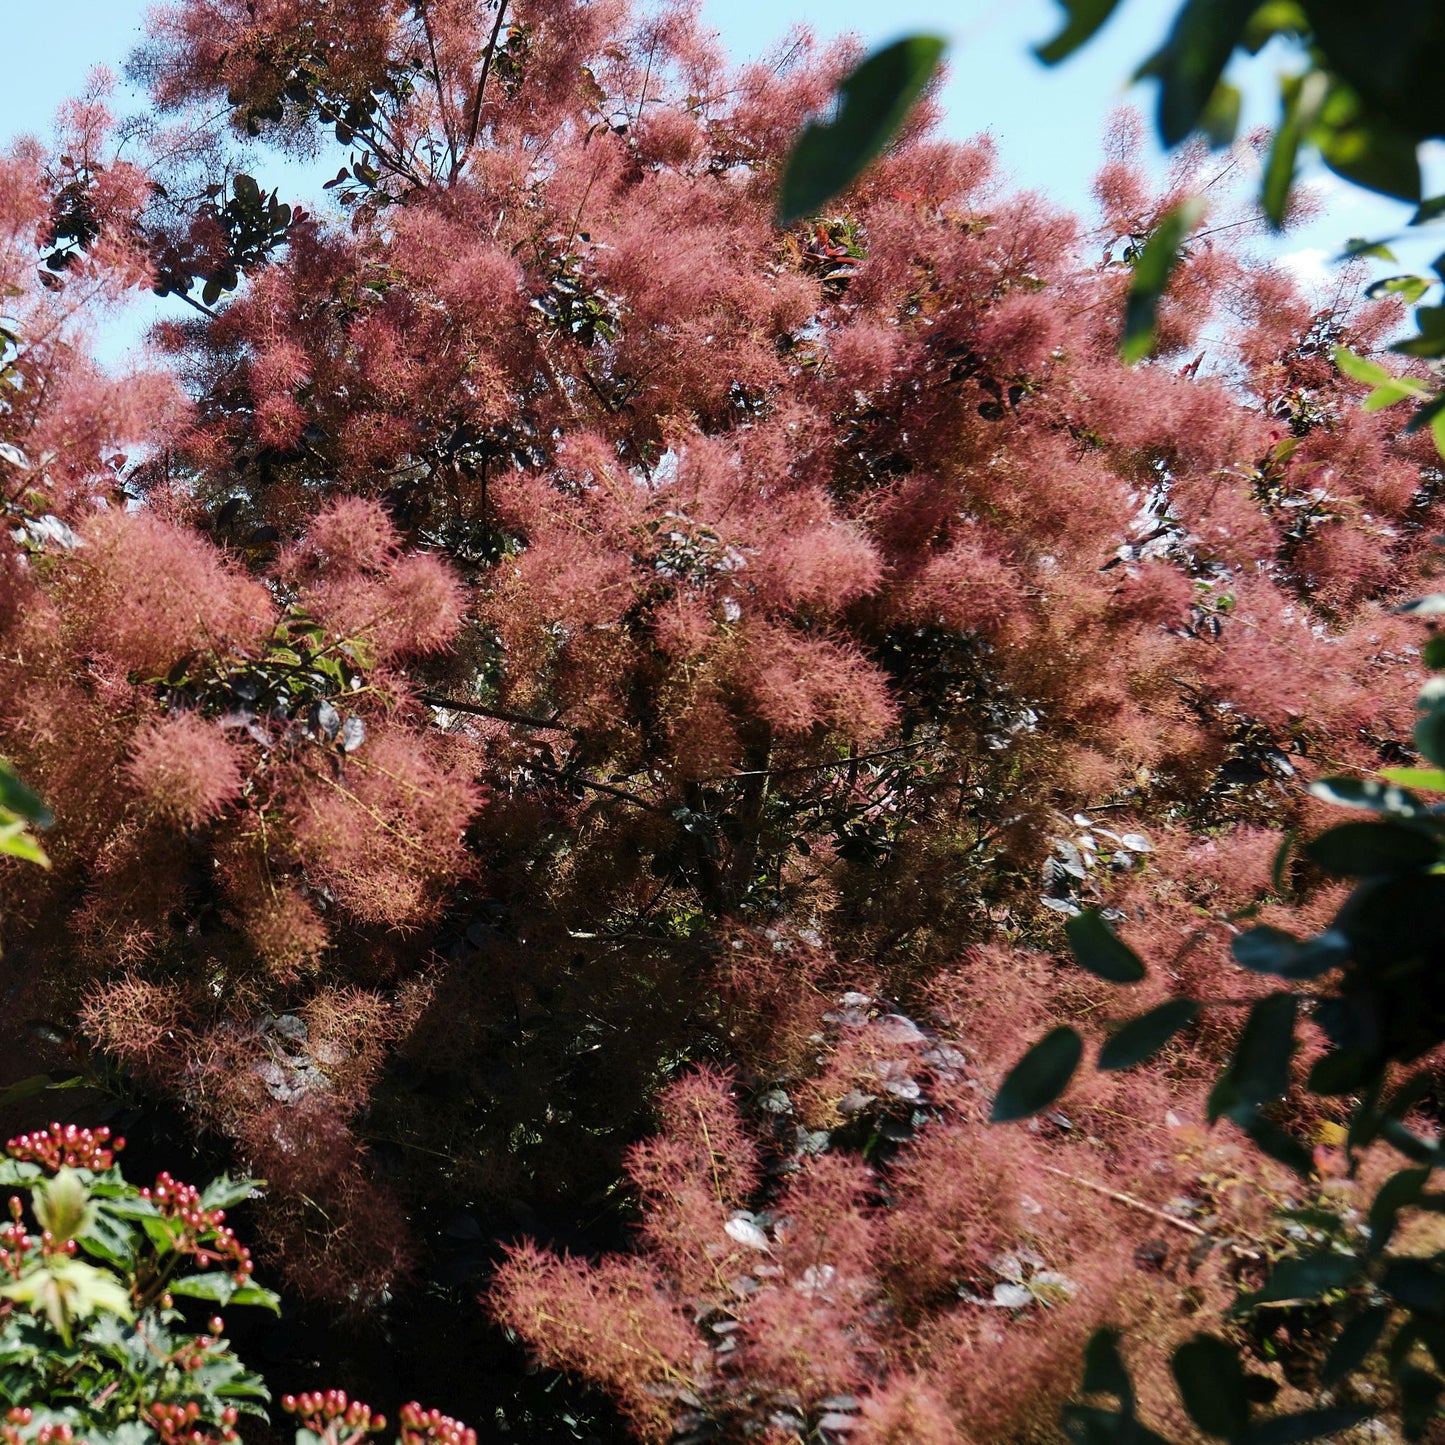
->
[776,35,946,223]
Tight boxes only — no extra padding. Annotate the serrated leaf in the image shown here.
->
[991,1026,1083,1122]
[1099,999,1199,1070]
[1066,908,1146,982]
[777,36,947,223]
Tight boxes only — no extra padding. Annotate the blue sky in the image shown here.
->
[0,0,1438,347]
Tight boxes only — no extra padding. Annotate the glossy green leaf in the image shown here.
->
[1121,197,1203,363]
[168,1272,238,1304]
[777,35,947,223]
[1172,1333,1250,1439]
[991,1026,1083,1122]
[1066,908,1146,982]
[1099,999,1199,1070]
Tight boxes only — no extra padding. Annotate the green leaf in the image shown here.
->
[1305,820,1441,877]
[1312,775,1429,817]
[1200,80,1242,149]
[1368,1167,1432,1254]
[227,1283,282,1312]
[1340,236,1398,261]
[1334,345,1395,386]
[1263,70,1327,228]
[1418,703,1445,768]
[0,763,52,828]
[1172,1333,1250,1439]
[1207,993,1297,1122]
[1137,0,1258,147]
[1121,197,1204,364]
[1414,196,1445,226]
[1035,0,1123,65]
[1382,1258,1445,1316]
[1247,1250,1359,1306]
[1233,1109,1313,1180]
[200,1176,260,1212]
[1099,999,1199,1070]
[1366,274,1433,306]
[1396,593,1445,616]
[168,1272,238,1304]
[1321,1306,1389,1387]
[1066,908,1146,982]
[1230,925,1349,980]
[33,1169,95,1244]
[777,35,947,223]
[991,1026,1083,1122]
[1380,767,1445,792]
[0,818,49,868]
[1317,86,1422,202]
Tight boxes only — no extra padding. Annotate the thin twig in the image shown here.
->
[1041,1165,1262,1259]
[458,0,510,173]
[419,692,566,729]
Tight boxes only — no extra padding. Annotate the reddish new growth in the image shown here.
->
[140,1174,253,1282]
[6,1124,121,1173]
[146,1402,239,1445]
[396,1405,476,1445]
[3,1413,80,1445]
[281,1391,386,1445]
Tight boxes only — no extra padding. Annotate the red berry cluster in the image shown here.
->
[2,1411,81,1445]
[140,1175,253,1282]
[281,1391,386,1445]
[5,1125,121,1174]
[146,1401,239,1445]
[398,1404,476,1445]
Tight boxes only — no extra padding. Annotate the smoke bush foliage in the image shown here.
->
[3,0,1445,1436]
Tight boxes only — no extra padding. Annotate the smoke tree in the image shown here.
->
[0,0,1443,1437]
